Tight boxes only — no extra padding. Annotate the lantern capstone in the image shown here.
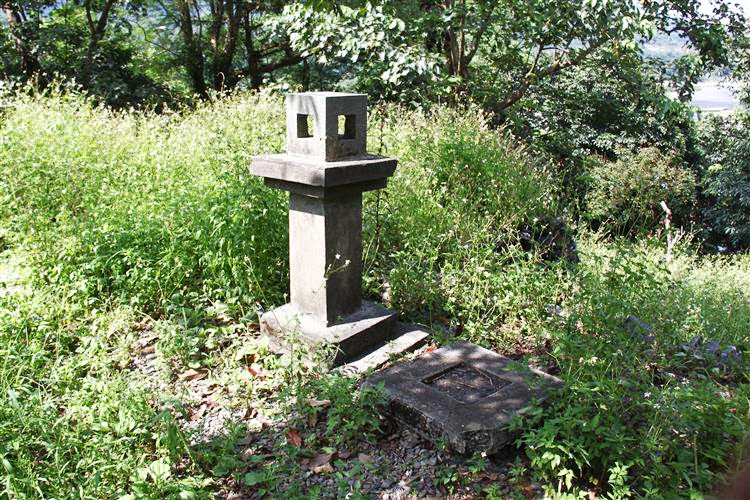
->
[286,92,367,161]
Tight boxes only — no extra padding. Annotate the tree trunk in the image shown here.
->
[1,1,40,80]
[243,11,262,89]
[80,0,117,87]
[209,0,243,92]
[242,8,302,90]
[176,0,208,98]
[494,42,603,112]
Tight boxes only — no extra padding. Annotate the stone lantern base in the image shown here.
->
[259,301,398,366]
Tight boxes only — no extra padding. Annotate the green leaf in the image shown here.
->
[244,471,266,486]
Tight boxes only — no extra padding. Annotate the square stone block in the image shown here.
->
[365,341,563,454]
[286,92,367,161]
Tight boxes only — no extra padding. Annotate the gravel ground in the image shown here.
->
[0,248,546,498]
[130,327,544,499]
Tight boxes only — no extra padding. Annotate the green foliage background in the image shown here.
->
[2,0,750,496]
[1,91,749,497]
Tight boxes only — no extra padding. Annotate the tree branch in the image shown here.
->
[464,2,496,67]
[496,40,604,111]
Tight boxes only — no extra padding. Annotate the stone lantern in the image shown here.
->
[250,92,406,365]
[250,93,562,454]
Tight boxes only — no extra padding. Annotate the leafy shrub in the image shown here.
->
[517,238,750,496]
[505,52,698,204]
[697,113,750,250]
[294,375,385,446]
[0,290,195,497]
[364,104,563,346]
[584,147,696,234]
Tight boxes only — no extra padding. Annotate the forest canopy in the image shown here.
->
[1,0,747,107]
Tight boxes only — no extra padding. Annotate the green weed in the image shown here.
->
[0,89,748,497]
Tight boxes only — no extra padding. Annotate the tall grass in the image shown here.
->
[1,91,289,318]
[1,91,559,343]
[519,236,750,495]
[0,90,292,497]
[365,104,561,344]
[0,90,748,497]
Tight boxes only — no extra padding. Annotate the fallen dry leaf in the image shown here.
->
[309,453,332,468]
[337,450,352,459]
[247,364,266,380]
[312,463,334,474]
[216,313,232,324]
[201,385,220,397]
[286,428,303,447]
[303,398,331,408]
[140,344,156,354]
[357,453,373,464]
[137,334,158,347]
[178,369,206,382]
[190,404,207,422]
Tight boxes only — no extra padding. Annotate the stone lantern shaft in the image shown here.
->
[250,92,398,364]
[288,192,362,325]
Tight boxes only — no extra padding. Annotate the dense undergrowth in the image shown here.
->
[0,91,748,498]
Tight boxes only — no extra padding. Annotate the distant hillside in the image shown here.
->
[641,32,691,61]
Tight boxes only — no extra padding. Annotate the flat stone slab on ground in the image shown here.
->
[365,340,563,454]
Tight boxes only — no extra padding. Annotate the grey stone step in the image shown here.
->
[258,321,430,373]
[337,322,430,376]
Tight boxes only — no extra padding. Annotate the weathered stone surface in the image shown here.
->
[250,153,397,191]
[259,301,398,365]
[289,192,363,324]
[365,341,563,454]
[286,92,367,161]
[338,323,430,375]
[250,91,400,366]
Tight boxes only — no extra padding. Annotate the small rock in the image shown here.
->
[624,315,654,337]
[706,340,721,353]
[312,463,334,475]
